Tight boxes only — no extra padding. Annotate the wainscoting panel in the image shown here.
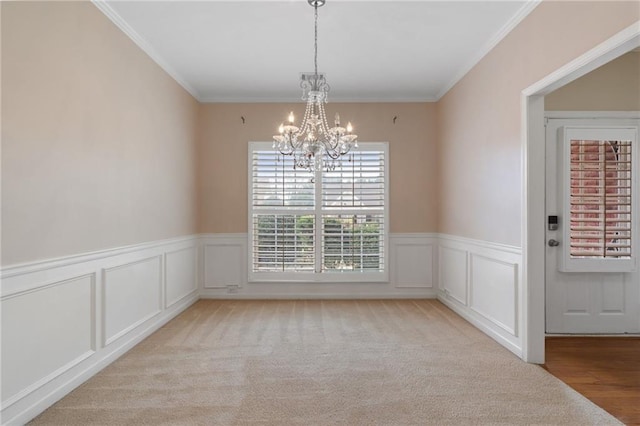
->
[439,246,468,305]
[1,274,95,408]
[202,234,246,289]
[391,235,435,288]
[0,236,199,425]
[470,254,518,336]
[165,247,197,308]
[437,235,522,357]
[102,256,162,346]
[199,233,437,298]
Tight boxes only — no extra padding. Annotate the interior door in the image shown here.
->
[545,117,640,334]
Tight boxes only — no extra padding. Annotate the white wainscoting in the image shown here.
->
[199,233,438,299]
[437,234,523,357]
[0,236,199,425]
[1,231,525,424]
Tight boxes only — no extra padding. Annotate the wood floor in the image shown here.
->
[544,336,640,426]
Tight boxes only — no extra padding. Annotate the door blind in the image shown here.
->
[569,139,632,258]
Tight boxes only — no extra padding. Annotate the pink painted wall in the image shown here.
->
[198,103,437,234]
[437,1,639,246]
[1,2,199,265]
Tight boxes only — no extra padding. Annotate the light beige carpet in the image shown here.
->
[31,300,620,425]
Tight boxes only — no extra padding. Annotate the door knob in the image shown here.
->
[548,239,560,247]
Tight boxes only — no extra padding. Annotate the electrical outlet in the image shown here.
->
[226,284,240,294]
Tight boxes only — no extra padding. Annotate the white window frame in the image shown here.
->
[558,126,638,272]
[248,141,389,283]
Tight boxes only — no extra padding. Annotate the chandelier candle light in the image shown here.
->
[273,0,358,172]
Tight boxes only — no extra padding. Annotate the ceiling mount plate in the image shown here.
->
[308,0,326,8]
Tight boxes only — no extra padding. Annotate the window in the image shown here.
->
[560,127,638,272]
[249,142,388,282]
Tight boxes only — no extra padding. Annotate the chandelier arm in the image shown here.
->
[325,148,342,160]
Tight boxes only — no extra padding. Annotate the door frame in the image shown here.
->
[521,22,640,363]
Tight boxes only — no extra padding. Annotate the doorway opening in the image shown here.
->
[521,23,640,363]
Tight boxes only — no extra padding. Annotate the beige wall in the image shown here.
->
[4,1,637,265]
[198,103,437,233]
[1,2,199,265]
[437,1,639,246]
[546,51,640,111]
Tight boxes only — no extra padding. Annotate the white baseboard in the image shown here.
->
[200,290,438,300]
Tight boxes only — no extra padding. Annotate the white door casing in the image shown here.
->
[545,116,640,334]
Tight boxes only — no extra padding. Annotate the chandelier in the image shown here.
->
[273,0,358,172]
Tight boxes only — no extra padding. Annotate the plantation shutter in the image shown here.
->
[251,151,314,207]
[321,214,385,272]
[322,151,386,208]
[569,139,632,258]
[322,150,386,272]
[251,150,315,272]
[251,214,315,272]
[248,142,388,281]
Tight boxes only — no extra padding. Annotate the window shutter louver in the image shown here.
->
[322,151,386,208]
[252,214,315,272]
[569,139,632,259]
[252,151,314,207]
[322,214,385,272]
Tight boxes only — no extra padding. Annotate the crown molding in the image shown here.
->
[435,0,542,100]
[91,0,201,101]
[92,0,539,105]
[199,96,439,103]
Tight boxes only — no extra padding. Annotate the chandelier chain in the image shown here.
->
[314,4,318,78]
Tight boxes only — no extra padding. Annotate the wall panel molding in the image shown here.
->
[437,234,522,357]
[391,234,437,288]
[199,233,438,299]
[165,246,198,308]
[102,255,163,346]
[0,236,199,425]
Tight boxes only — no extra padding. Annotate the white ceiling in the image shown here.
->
[97,0,539,102]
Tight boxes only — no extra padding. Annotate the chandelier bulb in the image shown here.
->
[288,112,295,124]
[347,122,353,133]
[278,123,284,134]
[334,113,340,126]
